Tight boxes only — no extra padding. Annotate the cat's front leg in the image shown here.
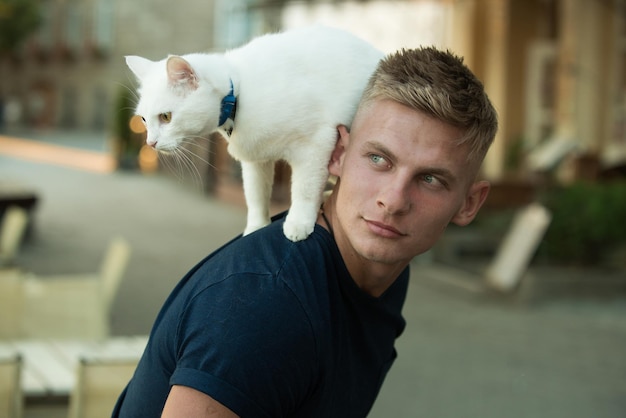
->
[283,157,330,242]
[241,160,274,236]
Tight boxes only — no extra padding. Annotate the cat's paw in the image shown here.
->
[283,220,315,242]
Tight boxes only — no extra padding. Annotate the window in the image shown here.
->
[214,0,253,49]
[93,0,114,52]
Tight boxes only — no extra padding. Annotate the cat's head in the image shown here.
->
[125,54,229,151]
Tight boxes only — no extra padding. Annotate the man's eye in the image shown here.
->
[370,154,386,165]
[422,174,445,188]
[159,112,172,123]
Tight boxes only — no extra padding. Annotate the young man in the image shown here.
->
[113,46,497,417]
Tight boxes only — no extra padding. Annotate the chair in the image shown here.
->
[0,206,28,267]
[20,237,131,339]
[485,203,552,292]
[0,269,24,338]
[0,352,23,418]
[67,356,137,418]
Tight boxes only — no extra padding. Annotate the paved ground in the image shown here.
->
[2,130,626,417]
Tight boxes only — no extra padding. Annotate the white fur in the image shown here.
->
[126,26,383,241]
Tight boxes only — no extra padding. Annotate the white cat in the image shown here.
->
[126,26,383,241]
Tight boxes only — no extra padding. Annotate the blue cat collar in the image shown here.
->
[219,80,237,126]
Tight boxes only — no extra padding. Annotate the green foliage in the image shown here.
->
[0,0,41,54]
[539,181,626,264]
[111,86,142,169]
[504,135,525,174]
[113,86,133,144]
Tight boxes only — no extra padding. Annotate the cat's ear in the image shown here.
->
[125,56,155,80]
[166,56,199,90]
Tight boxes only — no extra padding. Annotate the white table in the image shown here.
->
[0,336,147,399]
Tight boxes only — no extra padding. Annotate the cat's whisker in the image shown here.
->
[158,152,178,179]
[172,147,205,191]
[180,146,208,185]
[178,138,204,152]
[173,151,192,183]
[174,135,214,163]
[114,81,141,104]
[177,140,214,168]
[180,135,213,150]
[161,151,190,184]
[161,144,193,180]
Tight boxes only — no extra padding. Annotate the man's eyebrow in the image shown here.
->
[363,140,396,160]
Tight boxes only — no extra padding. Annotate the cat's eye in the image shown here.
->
[159,112,172,123]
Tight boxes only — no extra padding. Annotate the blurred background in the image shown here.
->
[0,0,625,417]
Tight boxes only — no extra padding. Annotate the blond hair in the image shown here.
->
[359,47,498,164]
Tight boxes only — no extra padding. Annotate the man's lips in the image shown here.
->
[365,219,405,238]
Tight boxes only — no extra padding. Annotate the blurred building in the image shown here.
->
[0,0,225,132]
[1,0,625,199]
[257,0,626,195]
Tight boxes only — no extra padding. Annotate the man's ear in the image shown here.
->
[451,180,490,226]
[329,125,350,177]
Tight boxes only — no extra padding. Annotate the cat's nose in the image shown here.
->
[146,139,158,148]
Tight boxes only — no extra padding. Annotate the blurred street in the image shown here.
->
[1,131,625,418]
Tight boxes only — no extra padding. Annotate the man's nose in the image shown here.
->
[377,180,412,215]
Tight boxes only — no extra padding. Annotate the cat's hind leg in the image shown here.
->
[241,160,275,236]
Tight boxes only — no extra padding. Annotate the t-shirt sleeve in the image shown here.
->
[170,273,318,418]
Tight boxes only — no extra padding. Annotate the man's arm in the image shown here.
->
[162,385,239,418]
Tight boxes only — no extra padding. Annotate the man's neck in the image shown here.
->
[319,194,406,298]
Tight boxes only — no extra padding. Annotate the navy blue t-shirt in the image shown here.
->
[112,213,408,417]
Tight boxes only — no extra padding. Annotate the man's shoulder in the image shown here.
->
[177,222,336,328]
[200,217,335,281]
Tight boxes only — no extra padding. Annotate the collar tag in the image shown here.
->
[219,79,237,126]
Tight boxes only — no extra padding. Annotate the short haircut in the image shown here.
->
[359,47,498,165]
